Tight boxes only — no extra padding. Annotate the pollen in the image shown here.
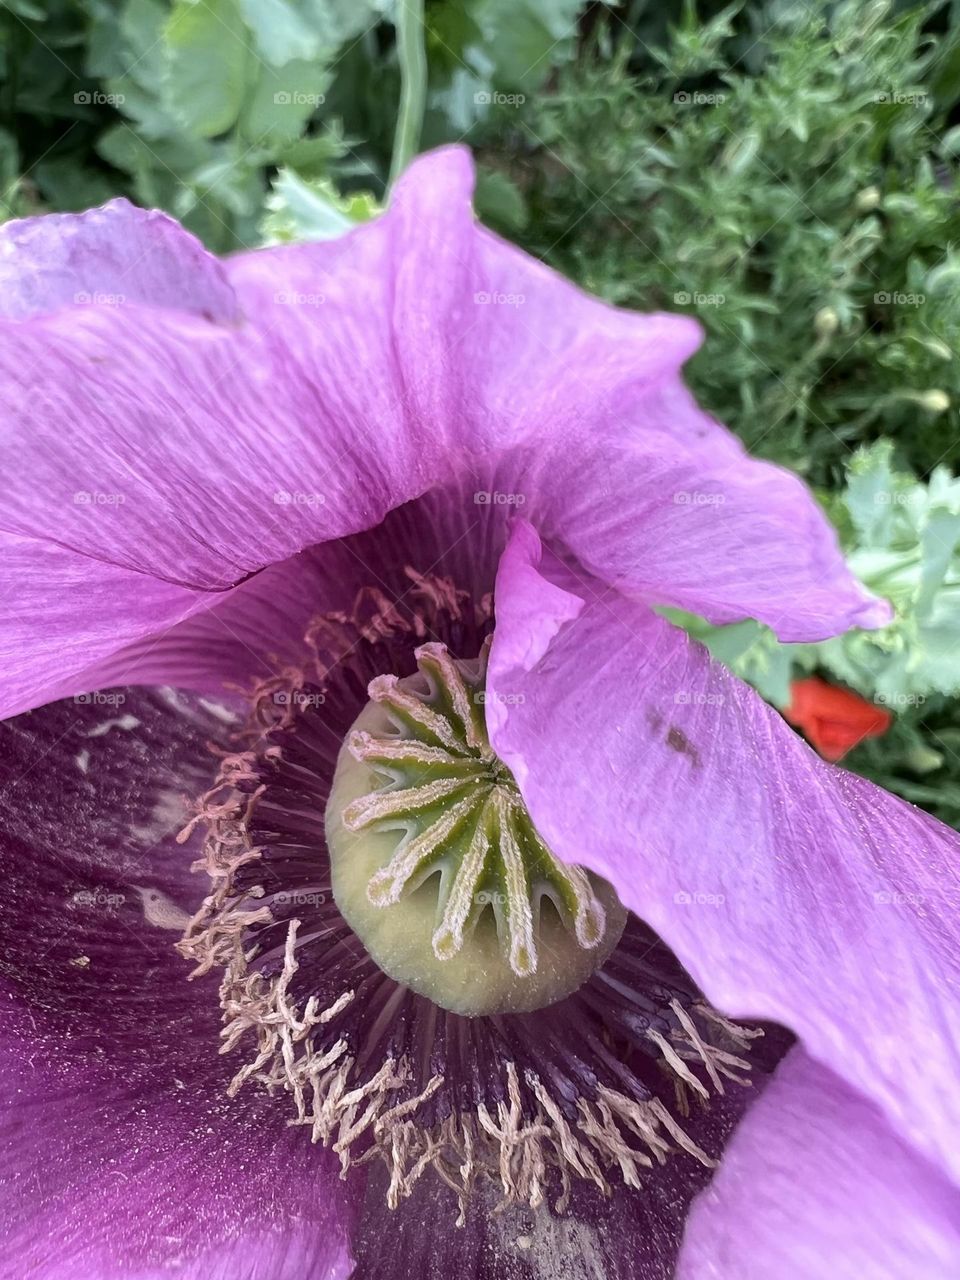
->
[326,641,627,1015]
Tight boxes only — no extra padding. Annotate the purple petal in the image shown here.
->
[523,407,889,639]
[206,148,889,644]
[678,1048,960,1280]
[0,531,208,718]
[0,197,239,321]
[0,690,355,1277]
[54,482,511,700]
[0,152,499,721]
[1,146,883,720]
[487,521,960,1186]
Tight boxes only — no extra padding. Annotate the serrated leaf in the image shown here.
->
[260,168,379,244]
[240,58,329,148]
[164,0,250,138]
[470,0,589,90]
[844,441,898,545]
[238,0,323,65]
[918,509,960,616]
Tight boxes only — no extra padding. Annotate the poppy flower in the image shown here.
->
[1,149,958,1280]
[783,675,893,761]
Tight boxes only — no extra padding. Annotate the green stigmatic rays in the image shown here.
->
[326,641,627,1016]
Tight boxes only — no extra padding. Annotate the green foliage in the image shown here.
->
[512,0,960,483]
[1,0,593,246]
[1,0,378,248]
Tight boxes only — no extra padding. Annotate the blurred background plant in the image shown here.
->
[2,0,959,823]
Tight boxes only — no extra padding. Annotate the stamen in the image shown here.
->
[647,1028,710,1101]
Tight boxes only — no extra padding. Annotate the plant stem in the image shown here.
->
[389,0,427,189]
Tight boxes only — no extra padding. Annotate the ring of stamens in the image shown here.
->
[176,573,766,1225]
[327,641,626,1015]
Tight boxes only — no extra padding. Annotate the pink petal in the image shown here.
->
[678,1048,960,1280]
[488,520,960,1187]
[0,197,238,321]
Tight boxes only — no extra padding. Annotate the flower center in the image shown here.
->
[178,568,768,1226]
[325,641,627,1015]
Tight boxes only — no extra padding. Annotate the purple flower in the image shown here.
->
[1,148,958,1279]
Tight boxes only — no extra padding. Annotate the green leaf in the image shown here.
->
[238,0,323,65]
[240,58,329,148]
[474,167,529,233]
[470,0,589,91]
[260,168,380,244]
[844,441,898,546]
[163,0,250,138]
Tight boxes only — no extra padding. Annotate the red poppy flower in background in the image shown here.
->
[785,676,893,762]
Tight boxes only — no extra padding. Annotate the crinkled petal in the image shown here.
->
[518,405,889,638]
[1,147,882,720]
[487,521,960,1186]
[677,1048,960,1280]
[462,225,886,639]
[0,197,239,321]
[226,230,887,640]
[0,690,355,1277]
